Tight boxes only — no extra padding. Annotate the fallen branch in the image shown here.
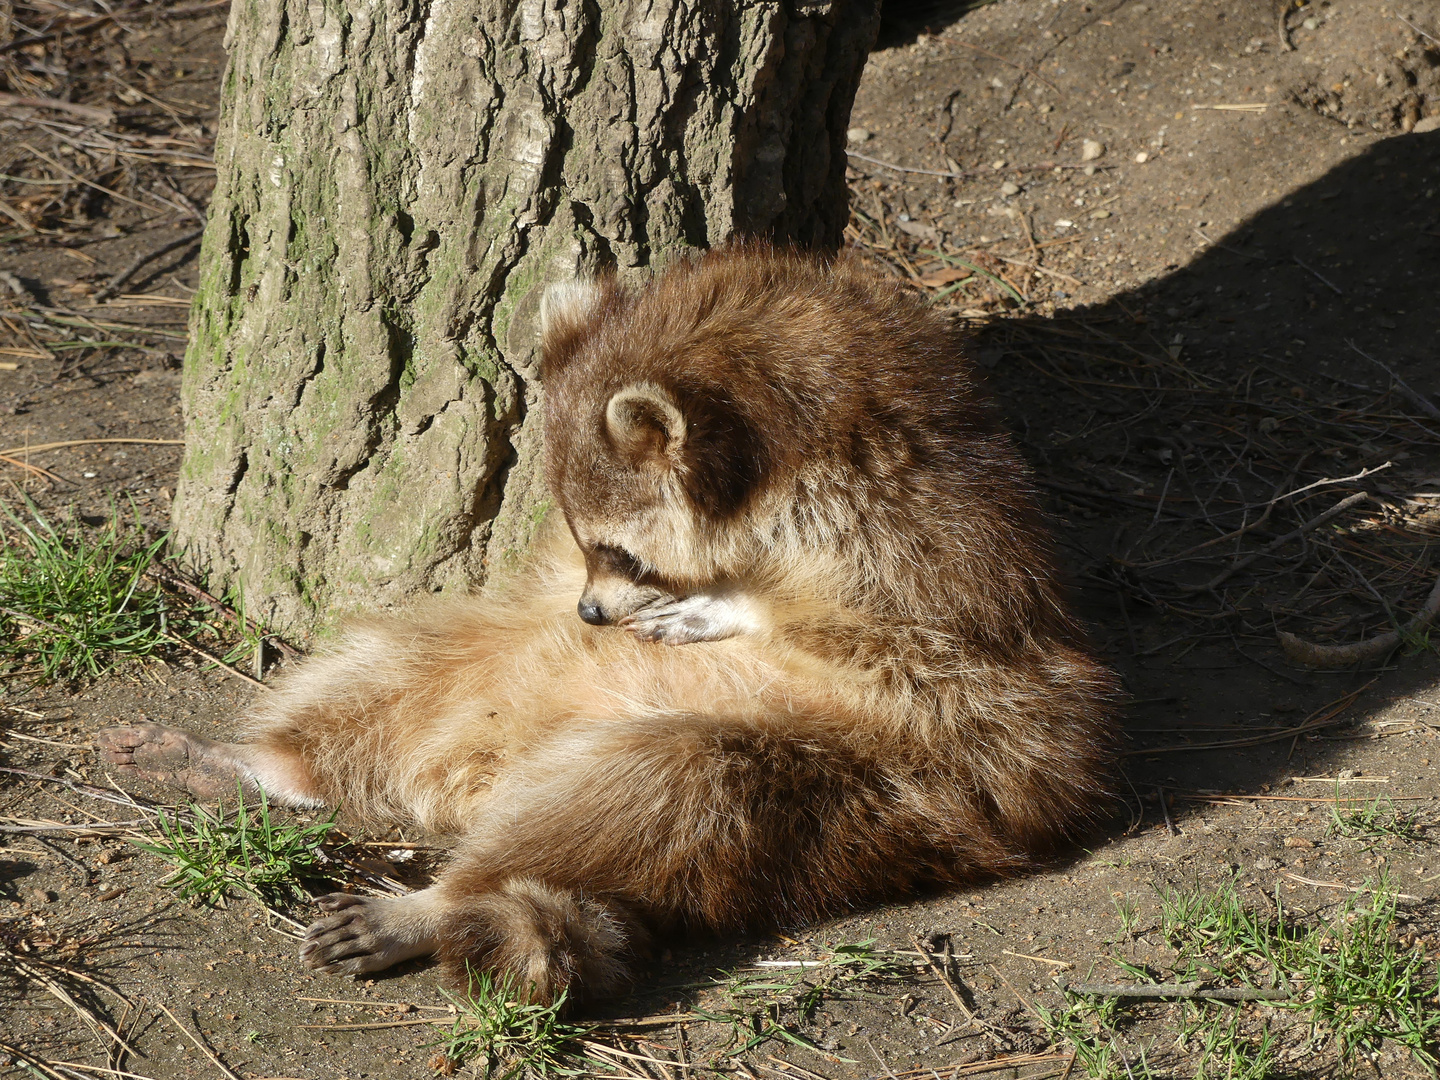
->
[1122,681,1370,756]
[164,633,270,690]
[1279,566,1440,668]
[1059,979,1290,1002]
[1282,872,1421,901]
[0,92,114,126]
[11,958,139,1059]
[145,565,301,659]
[1182,491,1372,594]
[0,438,184,456]
[0,452,63,482]
[153,999,242,1080]
[1278,4,1294,51]
[1348,340,1440,424]
[910,935,979,1024]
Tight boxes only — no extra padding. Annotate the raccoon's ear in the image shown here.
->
[605,383,686,465]
[539,278,603,339]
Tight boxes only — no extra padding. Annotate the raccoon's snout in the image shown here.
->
[577,578,670,627]
[577,598,610,626]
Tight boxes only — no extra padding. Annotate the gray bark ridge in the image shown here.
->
[174,0,880,637]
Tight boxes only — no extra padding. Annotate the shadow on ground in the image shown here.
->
[968,128,1440,825]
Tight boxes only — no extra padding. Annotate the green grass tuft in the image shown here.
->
[1036,992,1135,1079]
[434,969,589,1080]
[1330,792,1428,846]
[0,499,171,679]
[133,784,338,909]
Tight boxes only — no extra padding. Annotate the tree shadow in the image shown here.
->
[876,0,998,50]
[972,128,1440,812]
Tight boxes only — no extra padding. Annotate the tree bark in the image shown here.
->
[173,0,880,638]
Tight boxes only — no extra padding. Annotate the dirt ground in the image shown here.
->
[3,0,1440,1077]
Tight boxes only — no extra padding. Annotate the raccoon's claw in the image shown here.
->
[301,893,437,975]
[620,593,756,645]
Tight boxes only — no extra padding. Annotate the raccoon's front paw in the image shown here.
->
[620,592,758,645]
[95,722,246,801]
[301,893,439,975]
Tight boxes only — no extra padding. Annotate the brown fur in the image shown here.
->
[98,243,1119,1005]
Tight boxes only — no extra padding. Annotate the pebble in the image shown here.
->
[1083,165,1097,176]
[991,159,1007,170]
[1414,115,1440,134]
[1090,208,1111,219]
[846,127,871,145]
[1055,218,1075,228]
[1134,151,1149,163]
[1000,181,1020,196]
[1302,16,1319,30]
[1081,138,1105,161]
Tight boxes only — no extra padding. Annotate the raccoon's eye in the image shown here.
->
[592,543,643,580]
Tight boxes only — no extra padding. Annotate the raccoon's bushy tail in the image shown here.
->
[431,712,1043,1002]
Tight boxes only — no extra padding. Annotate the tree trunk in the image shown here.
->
[172,0,880,639]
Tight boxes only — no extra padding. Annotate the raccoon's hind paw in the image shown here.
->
[437,879,648,1005]
[620,592,758,645]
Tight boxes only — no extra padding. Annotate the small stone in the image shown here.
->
[991,159,1007,170]
[1283,836,1315,849]
[1084,165,1097,176]
[1055,218,1075,228]
[1090,208,1111,219]
[846,127,872,145]
[97,887,124,902]
[1301,16,1319,30]
[895,218,941,243]
[1414,116,1440,134]
[1000,181,1020,196]
[1081,139,1105,161]
[990,76,1005,89]
[1134,151,1149,163]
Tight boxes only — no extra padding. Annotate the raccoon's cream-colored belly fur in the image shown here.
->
[245,534,847,837]
[97,243,1119,1006]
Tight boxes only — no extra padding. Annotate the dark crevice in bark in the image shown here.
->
[293,340,325,410]
[226,214,250,297]
[269,5,288,60]
[227,450,249,496]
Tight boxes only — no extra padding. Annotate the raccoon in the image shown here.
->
[97,243,1119,1004]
